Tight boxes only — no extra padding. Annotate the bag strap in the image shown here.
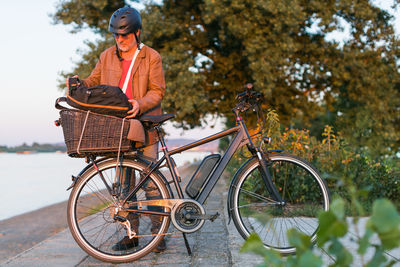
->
[77,111,91,155]
[121,43,144,94]
[114,117,127,183]
[55,97,69,110]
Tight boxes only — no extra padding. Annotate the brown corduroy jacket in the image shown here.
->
[82,44,165,144]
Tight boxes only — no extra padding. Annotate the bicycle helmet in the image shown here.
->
[109,6,142,51]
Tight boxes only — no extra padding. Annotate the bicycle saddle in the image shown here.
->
[139,113,175,125]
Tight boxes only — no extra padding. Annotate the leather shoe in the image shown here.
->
[152,238,166,253]
[112,236,139,251]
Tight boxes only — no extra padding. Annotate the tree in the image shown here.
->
[52,0,400,157]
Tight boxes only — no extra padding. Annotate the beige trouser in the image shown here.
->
[121,143,162,234]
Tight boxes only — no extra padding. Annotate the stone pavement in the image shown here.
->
[2,168,400,266]
[2,171,263,267]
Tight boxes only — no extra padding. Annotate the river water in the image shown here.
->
[0,151,211,221]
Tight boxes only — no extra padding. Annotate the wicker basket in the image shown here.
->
[59,109,131,157]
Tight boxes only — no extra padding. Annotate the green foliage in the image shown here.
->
[368,199,400,251]
[317,199,348,247]
[240,233,285,267]
[241,198,400,266]
[226,108,399,214]
[51,0,126,34]
[260,111,400,211]
[141,0,400,149]
[287,230,323,267]
[52,0,400,157]
[237,113,400,264]
[264,108,280,139]
[333,155,400,213]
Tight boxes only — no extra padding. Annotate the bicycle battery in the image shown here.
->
[185,154,221,199]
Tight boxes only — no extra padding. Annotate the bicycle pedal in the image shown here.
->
[209,212,220,222]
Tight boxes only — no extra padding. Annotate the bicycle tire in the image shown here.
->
[67,158,171,263]
[230,153,330,255]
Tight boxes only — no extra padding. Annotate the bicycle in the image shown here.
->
[57,84,330,263]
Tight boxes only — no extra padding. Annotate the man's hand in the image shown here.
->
[126,99,140,118]
[65,75,80,89]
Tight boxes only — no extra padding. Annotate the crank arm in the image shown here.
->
[185,212,220,222]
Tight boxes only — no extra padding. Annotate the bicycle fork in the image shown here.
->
[255,148,285,205]
[236,114,285,205]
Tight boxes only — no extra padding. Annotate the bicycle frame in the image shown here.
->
[120,113,284,210]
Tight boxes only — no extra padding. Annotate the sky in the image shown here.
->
[0,0,398,147]
[0,0,223,146]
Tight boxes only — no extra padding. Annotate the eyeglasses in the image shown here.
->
[114,33,129,39]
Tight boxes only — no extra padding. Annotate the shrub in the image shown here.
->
[225,109,400,212]
[241,198,400,267]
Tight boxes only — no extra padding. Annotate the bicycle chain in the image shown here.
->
[130,231,181,238]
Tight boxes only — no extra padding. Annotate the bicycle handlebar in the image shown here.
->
[234,83,264,113]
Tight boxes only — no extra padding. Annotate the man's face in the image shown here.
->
[114,32,137,52]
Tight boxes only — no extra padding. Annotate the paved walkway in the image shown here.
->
[2,168,400,266]
[2,171,263,267]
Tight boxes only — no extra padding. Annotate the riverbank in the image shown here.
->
[0,200,68,261]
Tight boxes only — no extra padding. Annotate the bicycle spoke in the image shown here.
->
[85,180,113,203]
[78,212,107,227]
[93,221,112,248]
[81,184,111,207]
[239,187,279,204]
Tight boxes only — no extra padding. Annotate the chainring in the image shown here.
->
[171,199,205,233]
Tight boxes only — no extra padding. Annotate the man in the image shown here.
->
[66,6,166,252]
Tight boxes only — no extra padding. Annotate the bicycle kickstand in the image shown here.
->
[182,233,192,256]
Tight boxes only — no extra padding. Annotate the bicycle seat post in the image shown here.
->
[154,125,167,153]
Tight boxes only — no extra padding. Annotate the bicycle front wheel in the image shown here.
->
[67,158,171,263]
[231,153,330,255]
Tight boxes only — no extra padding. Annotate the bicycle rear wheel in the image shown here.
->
[67,158,171,263]
[231,153,330,255]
